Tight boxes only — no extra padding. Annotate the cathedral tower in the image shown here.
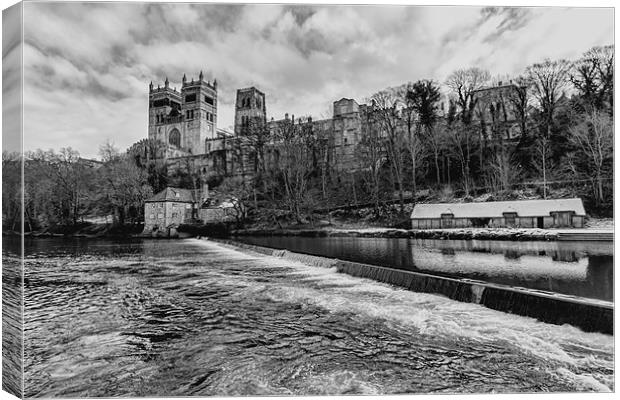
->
[234,87,266,136]
[148,72,218,157]
[148,78,182,149]
[181,71,218,152]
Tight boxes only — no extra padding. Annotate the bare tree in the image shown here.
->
[23,148,93,227]
[447,121,477,195]
[486,149,521,193]
[525,58,571,198]
[217,176,251,228]
[568,110,613,205]
[99,140,120,162]
[505,76,532,150]
[272,117,317,222]
[445,67,490,124]
[370,88,406,212]
[356,106,385,210]
[425,118,446,186]
[97,153,153,226]
[571,45,614,112]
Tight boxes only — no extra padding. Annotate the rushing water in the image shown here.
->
[4,237,614,396]
[235,236,614,302]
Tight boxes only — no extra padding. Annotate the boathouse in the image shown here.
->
[410,198,586,229]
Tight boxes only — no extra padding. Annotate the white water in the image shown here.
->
[18,238,614,397]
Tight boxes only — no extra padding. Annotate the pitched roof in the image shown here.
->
[411,198,586,219]
[145,187,196,203]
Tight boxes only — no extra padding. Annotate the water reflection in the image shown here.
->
[4,238,614,396]
[235,236,613,302]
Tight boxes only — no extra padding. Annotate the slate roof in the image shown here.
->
[411,198,586,219]
[145,187,196,204]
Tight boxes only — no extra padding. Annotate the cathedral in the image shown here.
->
[147,72,364,181]
[148,71,224,158]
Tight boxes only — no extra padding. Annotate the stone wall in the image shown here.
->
[144,201,194,232]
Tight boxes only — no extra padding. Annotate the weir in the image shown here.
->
[212,239,613,335]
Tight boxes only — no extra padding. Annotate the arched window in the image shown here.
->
[169,128,181,147]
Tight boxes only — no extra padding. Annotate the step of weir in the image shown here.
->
[210,238,613,335]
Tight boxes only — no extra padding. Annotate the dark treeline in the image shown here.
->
[2,45,613,231]
[2,141,162,232]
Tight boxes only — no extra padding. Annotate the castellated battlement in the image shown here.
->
[148,71,219,158]
[147,76,364,180]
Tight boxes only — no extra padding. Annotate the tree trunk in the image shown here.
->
[542,134,548,199]
[434,149,441,186]
[411,156,416,195]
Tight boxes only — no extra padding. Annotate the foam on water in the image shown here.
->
[195,239,614,390]
[21,238,614,396]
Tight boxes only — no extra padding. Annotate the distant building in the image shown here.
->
[200,197,240,224]
[143,184,238,235]
[472,82,526,142]
[148,76,527,184]
[410,198,586,229]
[143,187,200,234]
[148,72,222,158]
[146,75,380,180]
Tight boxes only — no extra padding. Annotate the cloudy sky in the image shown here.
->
[11,2,614,158]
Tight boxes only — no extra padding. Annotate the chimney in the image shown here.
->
[285,113,289,120]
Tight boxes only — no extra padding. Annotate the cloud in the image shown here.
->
[16,3,613,158]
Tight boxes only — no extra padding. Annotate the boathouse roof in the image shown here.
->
[145,187,196,204]
[411,198,586,219]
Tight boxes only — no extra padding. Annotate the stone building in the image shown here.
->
[148,72,223,158]
[472,82,525,142]
[147,75,531,187]
[143,184,237,235]
[146,75,390,183]
[410,198,586,229]
[235,87,267,136]
[143,187,200,234]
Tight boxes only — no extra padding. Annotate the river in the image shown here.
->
[235,236,614,301]
[4,237,614,396]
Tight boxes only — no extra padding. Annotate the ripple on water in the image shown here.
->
[22,238,614,397]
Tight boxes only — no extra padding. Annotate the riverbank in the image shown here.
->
[233,227,566,241]
[237,210,613,241]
